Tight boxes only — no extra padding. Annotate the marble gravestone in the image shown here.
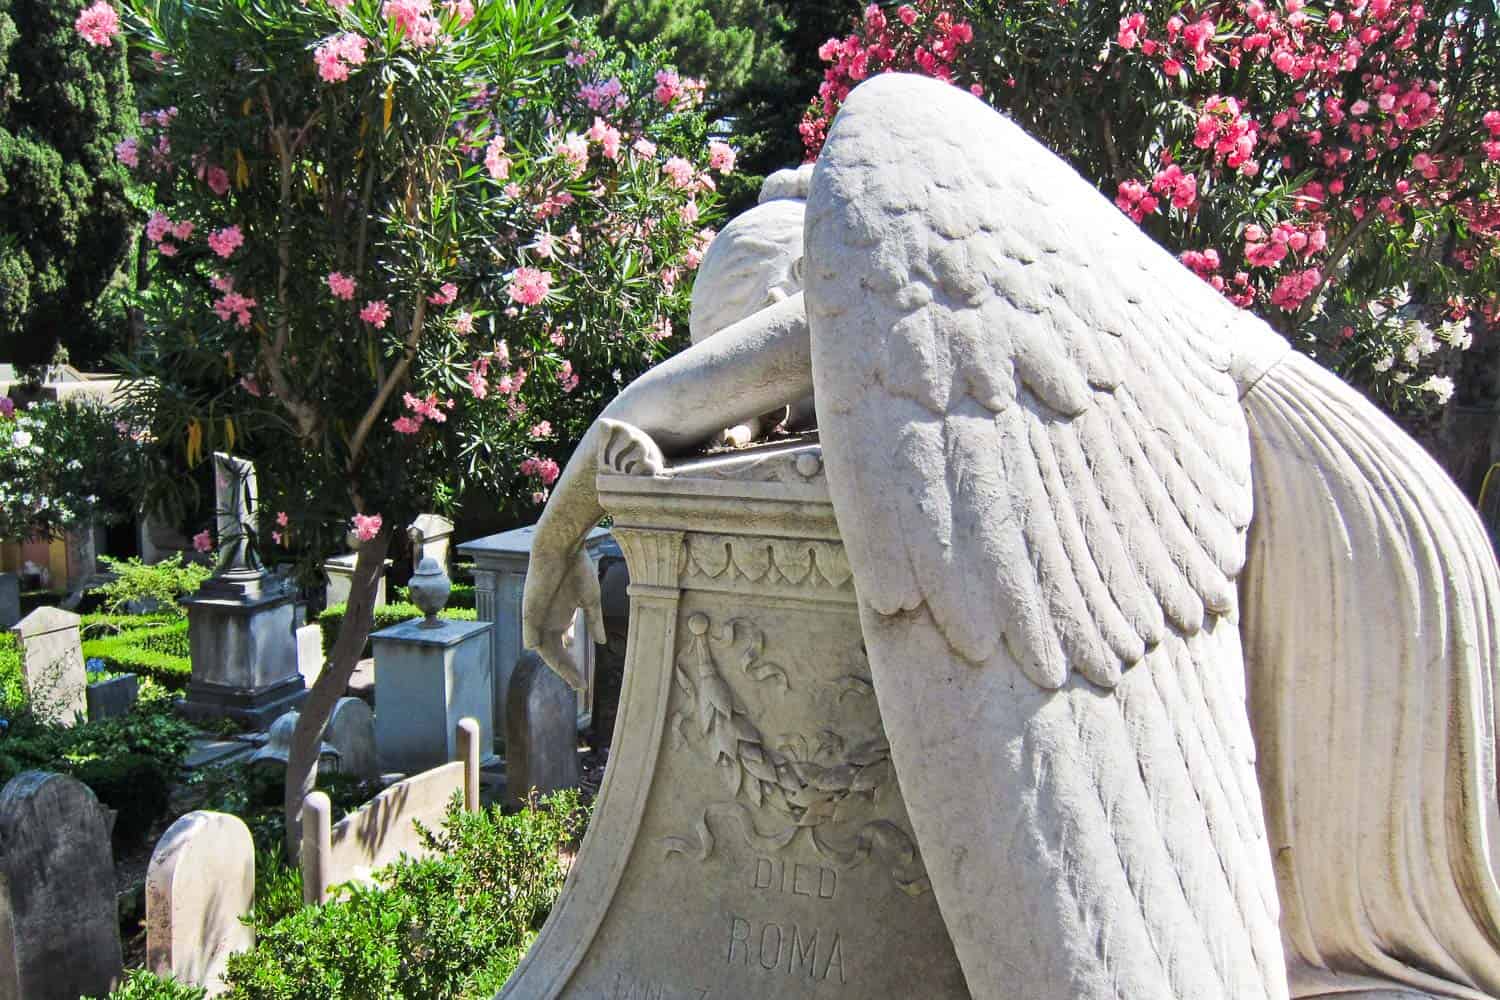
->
[0,771,123,1000]
[505,650,580,805]
[501,438,967,999]
[181,453,306,726]
[10,606,86,725]
[147,811,255,996]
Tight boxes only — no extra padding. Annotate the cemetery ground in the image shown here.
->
[0,554,611,999]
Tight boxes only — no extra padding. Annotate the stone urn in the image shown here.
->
[408,556,451,628]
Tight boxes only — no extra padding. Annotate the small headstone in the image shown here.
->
[87,672,139,721]
[0,573,18,630]
[147,811,255,996]
[0,771,123,1000]
[296,624,324,687]
[248,710,340,772]
[323,553,389,608]
[409,514,455,573]
[10,606,86,725]
[326,697,377,781]
[506,650,580,804]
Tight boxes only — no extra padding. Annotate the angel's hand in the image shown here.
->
[522,542,605,691]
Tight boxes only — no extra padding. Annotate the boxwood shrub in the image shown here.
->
[318,603,478,658]
[82,620,192,690]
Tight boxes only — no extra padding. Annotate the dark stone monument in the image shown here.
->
[505,651,581,805]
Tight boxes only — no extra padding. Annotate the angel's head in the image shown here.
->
[688,165,811,345]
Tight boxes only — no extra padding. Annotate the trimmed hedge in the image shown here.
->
[0,633,22,714]
[82,620,192,690]
[393,581,476,609]
[318,602,478,658]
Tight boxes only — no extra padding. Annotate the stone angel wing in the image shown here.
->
[804,74,1288,999]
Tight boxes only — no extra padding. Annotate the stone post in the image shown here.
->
[457,525,618,746]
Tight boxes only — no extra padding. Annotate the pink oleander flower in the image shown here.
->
[213,291,257,328]
[530,420,552,439]
[276,511,289,527]
[465,369,488,399]
[75,2,121,47]
[360,300,392,327]
[453,311,475,335]
[383,0,440,47]
[115,138,140,169]
[271,531,283,545]
[193,530,213,553]
[158,242,178,257]
[328,272,357,301]
[239,374,261,397]
[352,513,383,541]
[653,68,681,106]
[557,133,589,174]
[392,416,423,434]
[205,166,231,196]
[210,274,235,293]
[632,137,657,160]
[443,0,474,24]
[587,117,622,160]
[557,359,579,394]
[662,156,694,189]
[146,211,172,244]
[532,490,548,505]
[484,136,511,180]
[329,0,352,7]
[507,267,551,306]
[428,282,458,306]
[173,220,194,241]
[208,226,245,259]
[708,141,736,173]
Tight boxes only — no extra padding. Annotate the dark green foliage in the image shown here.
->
[0,0,135,364]
[317,602,477,658]
[222,791,588,1000]
[87,968,208,1000]
[0,632,22,714]
[71,749,172,842]
[90,555,211,616]
[0,693,194,843]
[82,619,192,688]
[392,582,475,610]
[187,760,381,858]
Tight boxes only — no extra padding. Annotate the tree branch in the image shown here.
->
[1293,209,1375,330]
[347,295,427,474]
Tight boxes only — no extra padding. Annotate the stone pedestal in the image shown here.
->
[501,436,966,999]
[458,525,617,744]
[180,574,306,727]
[322,554,389,608]
[370,617,496,774]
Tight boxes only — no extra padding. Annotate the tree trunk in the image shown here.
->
[283,524,392,860]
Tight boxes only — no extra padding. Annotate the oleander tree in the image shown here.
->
[0,0,136,365]
[801,0,1499,424]
[102,0,732,852]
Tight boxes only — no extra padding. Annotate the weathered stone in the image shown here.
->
[501,440,966,999]
[370,616,494,774]
[248,710,340,772]
[326,697,377,781]
[10,606,86,725]
[296,623,324,687]
[505,651,580,805]
[301,718,481,904]
[180,581,306,727]
[0,771,122,1000]
[0,573,18,630]
[147,811,255,996]
[457,525,616,744]
[409,514,455,573]
[86,672,139,721]
[323,553,389,608]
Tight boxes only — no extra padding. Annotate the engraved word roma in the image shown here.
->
[727,915,848,984]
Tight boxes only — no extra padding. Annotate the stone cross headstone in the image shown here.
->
[326,697,378,781]
[505,651,580,805]
[0,573,18,630]
[147,811,255,996]
[212,451,260,576]
[0,771,123,1000]
[10,606,86,725]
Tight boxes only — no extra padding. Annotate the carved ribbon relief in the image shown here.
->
[661,611,929,895]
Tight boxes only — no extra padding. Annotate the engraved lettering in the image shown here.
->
[759,923,783,970]
[792,863,813,897]
[726,914,849,983]
[748,857,839,901]
[788,926,819,978]
[728,916,750,965]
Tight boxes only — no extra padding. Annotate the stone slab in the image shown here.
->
[10,606,86,725]
[501,441,966,999]
[296,623,324,688]
[87,672,139,721]
[0,573,17,630]
[181,587,305,726]
[323,554,389,608]
[327,697,378,781]
[505,651,580,805]
[372,620,494,774]
[147,811,255,995]
[0,771,122,1000]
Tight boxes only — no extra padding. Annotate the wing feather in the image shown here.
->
[807,74,1252,689]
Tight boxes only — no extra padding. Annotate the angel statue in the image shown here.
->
[523,73,1500,1000]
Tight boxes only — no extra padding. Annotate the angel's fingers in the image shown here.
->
[539,634,585,691]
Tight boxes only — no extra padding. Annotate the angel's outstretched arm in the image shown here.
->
[522,292,811,684]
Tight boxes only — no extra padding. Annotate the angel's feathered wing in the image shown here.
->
[804,73,1288,999]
